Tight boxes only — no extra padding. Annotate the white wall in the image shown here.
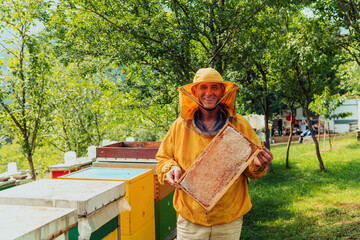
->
[291,98,359,134]
[325,99,358,133]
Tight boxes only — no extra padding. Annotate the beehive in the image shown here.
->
[0,179,126,239]
[177,122,261,212]
[94,141,177,240]
[60,167,155,240]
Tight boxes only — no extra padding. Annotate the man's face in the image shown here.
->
[195,82,224,109]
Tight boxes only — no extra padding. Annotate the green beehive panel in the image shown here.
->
[68,216,119,240]
[155,192,177,240]
[0,180,16,191]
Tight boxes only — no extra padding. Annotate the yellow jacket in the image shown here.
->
[156,114,267,226]
[156,68,267,226]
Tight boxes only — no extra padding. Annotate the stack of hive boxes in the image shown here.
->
[94,141,177,240]
[0,179,126,239]
[61,167,156,240]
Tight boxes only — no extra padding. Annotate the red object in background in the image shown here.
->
[49,159,93,179]
[52,169,80,179]
[286,115,297,123]
[96,142,161,159]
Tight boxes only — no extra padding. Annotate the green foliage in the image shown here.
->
[313,0,360,67]
[0,142,22,173]
[338,60,360,97]
[271,12,346,171]
[104,123,167,143]
[310,86,352,120]
[46,0,298,128]
[47,57,120,155]
[0,141,63,175]
[45,56,176,156]
[275,15,343,107]
[242,133,360,239]
[225,4,290,117]
[0,0,53,179]
[1,0,358,175]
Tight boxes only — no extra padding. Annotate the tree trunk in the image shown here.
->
[285,128,293,169]
[318,117,321,143]
[27,153,36,181]
[285,103,294,169]
[323,119,326,151]
[255,63,274,174]
[304,108,326,171]
[328,121,332,150]
[264,94,274,174]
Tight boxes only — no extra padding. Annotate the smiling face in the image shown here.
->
[194,82,224,109]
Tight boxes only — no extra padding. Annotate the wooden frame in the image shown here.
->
[96,142,161,159]
[176,122,261,212]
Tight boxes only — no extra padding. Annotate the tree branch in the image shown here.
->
[207,3,266,66]
[81,0,162,44]
[30,71,46,154]
[0,43,18,58]
[0,100,24,132]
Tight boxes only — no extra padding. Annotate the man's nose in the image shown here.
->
[205,88,213,95]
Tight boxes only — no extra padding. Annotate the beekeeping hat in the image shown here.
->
[178,68,239,121]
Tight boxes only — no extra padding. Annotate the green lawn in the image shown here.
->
[242,132,360,240]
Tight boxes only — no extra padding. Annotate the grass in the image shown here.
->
[242,132,360,240]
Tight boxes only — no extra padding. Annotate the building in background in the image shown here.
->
[294,98,359,134]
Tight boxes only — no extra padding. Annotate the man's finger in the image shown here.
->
[260,147,273,161]
[257,151,269,163]
[253,155,263,167]
[166,171,175,185]
[174,169,182,182]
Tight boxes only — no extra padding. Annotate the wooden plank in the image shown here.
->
[97,147,159,159]
[96,141,161,159]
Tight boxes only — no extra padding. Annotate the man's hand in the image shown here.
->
[253,146,273,168]
[166,165,182,189]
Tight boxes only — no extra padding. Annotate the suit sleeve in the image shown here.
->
[156,122,180,184]
[234,115,268,179]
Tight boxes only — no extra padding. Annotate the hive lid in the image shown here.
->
[60,167,152,182]
[177,122,261,212]
[92,162,158,174]
[0,204,77,240]
[0,179,126,217]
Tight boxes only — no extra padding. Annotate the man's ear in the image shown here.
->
[191,86,197,95]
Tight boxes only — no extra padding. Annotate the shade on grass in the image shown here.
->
[242,132,360,239]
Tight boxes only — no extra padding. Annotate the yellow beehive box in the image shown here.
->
[122,218,155,240]
[104,217,155,240]
[60,168,155,238]
[102,228,118,240]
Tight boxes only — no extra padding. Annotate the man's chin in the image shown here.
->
[200,105,219,111]
[201,101,217,108]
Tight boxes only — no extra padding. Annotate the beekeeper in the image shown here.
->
[156,68,273,240]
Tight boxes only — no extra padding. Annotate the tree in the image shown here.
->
[284,101,297,169]
[310,86,352,150]
[47,58,120,155]
[46,0,292,132]
[226,4,305,173]
[47,57,175,155]
[275,15,344,171]
[226,6,274,149]
[313,1,360,66]
[0,0,52,180]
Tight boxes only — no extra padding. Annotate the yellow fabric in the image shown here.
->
[156,114,267,226]
[179,68,239,121]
